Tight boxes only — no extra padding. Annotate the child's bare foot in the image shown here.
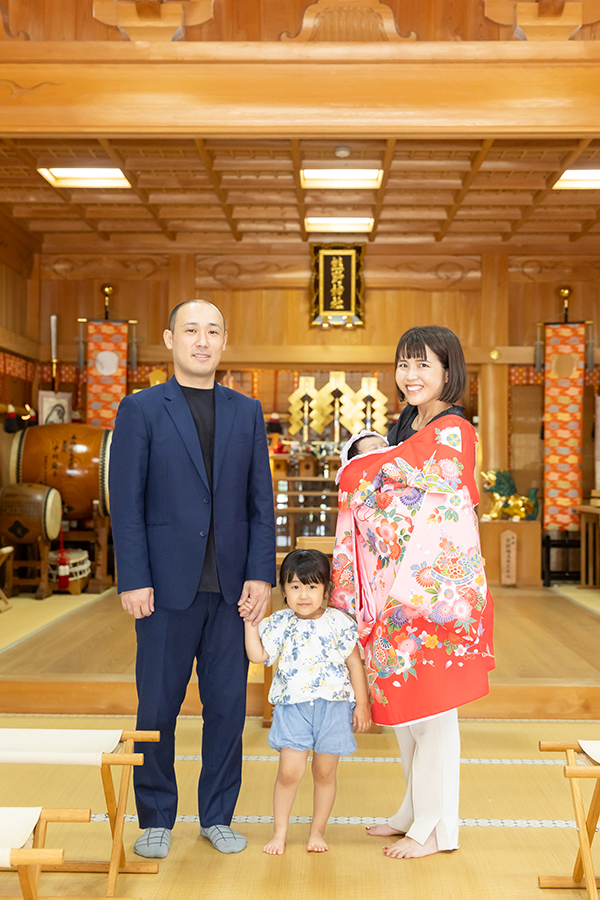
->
[307,832,329,852]
[383,832,439,859]
[263,833,286,855]
[366,823,405,837]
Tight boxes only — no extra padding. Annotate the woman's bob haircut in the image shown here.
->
[394,325,466,405]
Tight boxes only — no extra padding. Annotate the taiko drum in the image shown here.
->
[0,483,62,544]
[10,424,112,521]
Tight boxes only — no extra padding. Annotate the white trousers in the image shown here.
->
[388,708,460,850]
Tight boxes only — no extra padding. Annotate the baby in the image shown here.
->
[336,430,389,483]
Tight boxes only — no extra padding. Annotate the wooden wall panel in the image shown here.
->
[39,278,169,357]
[508,282,600,347]
[4,0,122,41]
[0,260,27,339]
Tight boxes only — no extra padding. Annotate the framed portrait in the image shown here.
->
[310,243,365,327]
[38,390,72,426]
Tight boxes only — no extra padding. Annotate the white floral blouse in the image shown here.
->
[259,607,359,705]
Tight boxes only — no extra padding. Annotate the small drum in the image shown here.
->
[0,483,62,544]
[48,548,91,595]
[10,424,112,520]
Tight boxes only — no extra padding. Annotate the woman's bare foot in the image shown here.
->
[263,833,286,855]
[366,823,405,837]
[307,832,329,852]
[383,832,438,859]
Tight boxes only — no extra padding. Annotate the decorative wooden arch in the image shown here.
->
[280,0,417,42]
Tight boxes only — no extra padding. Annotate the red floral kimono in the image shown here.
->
[330,416,494,726]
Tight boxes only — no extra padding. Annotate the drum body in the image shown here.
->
[48,548,91,594]
[0,483,62,544]
[10,424,112,520]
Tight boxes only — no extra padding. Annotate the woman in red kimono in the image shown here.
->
[330,325,494,859]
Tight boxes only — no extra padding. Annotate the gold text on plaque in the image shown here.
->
[330,256,345,310]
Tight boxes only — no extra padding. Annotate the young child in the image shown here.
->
[243,548,371,855]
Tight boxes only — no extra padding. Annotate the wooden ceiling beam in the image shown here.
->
[3,139,110,241]
[436,139,494,241]
[193,139,241,241]
[369,139,396,242]
[289,140,308,242]
[502,138,592,241]
[98,138,176,241]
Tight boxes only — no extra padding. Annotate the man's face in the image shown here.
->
[163,301,227,388]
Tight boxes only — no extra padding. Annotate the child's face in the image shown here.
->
[282,576,327,620]
[354,435,387,456]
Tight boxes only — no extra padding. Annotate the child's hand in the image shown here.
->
[352,703,372,733]
[239,599,253,619]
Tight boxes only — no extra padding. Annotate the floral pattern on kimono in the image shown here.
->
[330,416,494,726]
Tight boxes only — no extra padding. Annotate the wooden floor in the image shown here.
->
[1,713,600,900]
[1,585,600,717]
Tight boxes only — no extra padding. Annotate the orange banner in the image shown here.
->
[543,322,585,531]
[86,321,128,429]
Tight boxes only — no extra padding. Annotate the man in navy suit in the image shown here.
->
[109,299,275,856]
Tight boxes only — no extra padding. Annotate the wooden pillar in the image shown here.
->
[478,252,509,474]
[26,252,41,344]
[168,254,196,310]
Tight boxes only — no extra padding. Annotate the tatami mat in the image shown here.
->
[0,588,115,653]
[1,714,599,900]
[552,583,600,617]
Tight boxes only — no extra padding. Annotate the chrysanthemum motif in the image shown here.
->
[414,565,435,588]
[452,598,472,620]
[399,487,422,508]
[438,458,460,480]
[429,600,455,624]
[390,606,408,627]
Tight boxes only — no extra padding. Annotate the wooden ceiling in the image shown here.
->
[3,136,600,252]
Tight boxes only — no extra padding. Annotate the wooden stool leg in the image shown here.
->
[573,778,600,884]
[17,864,39,900]
[567,749,599,900]
[88,501,113,593]
[107,749,134,898]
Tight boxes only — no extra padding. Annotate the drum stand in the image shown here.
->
[0,546,14,610]
[0,537,52,600]
[64,501,113,593]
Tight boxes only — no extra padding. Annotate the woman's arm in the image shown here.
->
[346,645,372,732]
[244,621,270,664]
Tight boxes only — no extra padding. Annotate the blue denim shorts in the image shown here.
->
[268,698,357,756]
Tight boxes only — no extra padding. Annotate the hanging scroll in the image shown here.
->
[310,243,365,327]
[543,322,585,531]
[86,321,128,429]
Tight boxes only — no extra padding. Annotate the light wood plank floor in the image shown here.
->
[1,586,600,688]
[1,714,599,900]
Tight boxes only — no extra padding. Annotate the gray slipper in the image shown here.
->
[200,825,247,854]
[134,827,171,859]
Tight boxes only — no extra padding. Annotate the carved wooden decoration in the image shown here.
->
[92,0,214,41]
[280,0,417,42]
[500,529,517,585]
[485,0,600,40]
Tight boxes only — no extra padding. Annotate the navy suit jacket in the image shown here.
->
[109,377,276,609]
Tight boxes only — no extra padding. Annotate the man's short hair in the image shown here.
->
[168,300,226,333]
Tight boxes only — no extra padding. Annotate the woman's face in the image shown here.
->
[395,344,448,407]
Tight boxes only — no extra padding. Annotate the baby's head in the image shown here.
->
[348,433,388,459]
[339,430,388,471]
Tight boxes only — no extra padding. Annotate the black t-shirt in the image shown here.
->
[387,404,466,446]
[180,384,220,593]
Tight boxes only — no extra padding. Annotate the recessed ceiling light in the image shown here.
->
[300,169,383,190]
[37,167,131,189]
[553,169,600,190]
[305,216,374,233]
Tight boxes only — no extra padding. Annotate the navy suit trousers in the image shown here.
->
[133,591,248,829]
